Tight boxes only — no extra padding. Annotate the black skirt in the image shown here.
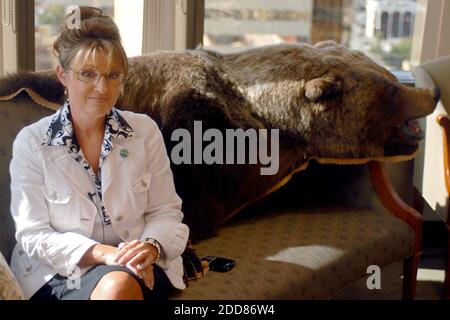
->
[30,264,176,300]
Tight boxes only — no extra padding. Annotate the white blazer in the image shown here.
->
[9,109,189,299]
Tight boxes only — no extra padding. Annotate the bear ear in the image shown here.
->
[304,77,342,102]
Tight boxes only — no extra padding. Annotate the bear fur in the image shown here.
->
[0,41,438,240]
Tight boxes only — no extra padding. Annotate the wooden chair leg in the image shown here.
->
[403,254,420,299]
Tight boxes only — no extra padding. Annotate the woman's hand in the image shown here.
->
[138,264,154,290]
[114,240,158,289]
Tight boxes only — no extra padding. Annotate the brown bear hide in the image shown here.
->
[0,41,438,240]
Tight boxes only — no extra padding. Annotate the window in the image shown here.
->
[203,0,422,71]
[403,12,412,37]
[381,11,388,39]
[35,0,144,71]
[392,11,400,38]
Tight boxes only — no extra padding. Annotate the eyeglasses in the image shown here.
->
[68,68,125,85]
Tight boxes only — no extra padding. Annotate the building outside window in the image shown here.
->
[203,0,420,71]
[203,0,313,52]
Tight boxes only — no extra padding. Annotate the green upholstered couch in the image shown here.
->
[0,94,420,300]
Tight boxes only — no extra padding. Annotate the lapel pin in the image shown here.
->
[120,148,129,158]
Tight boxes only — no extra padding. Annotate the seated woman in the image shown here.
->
[9,6,189,300]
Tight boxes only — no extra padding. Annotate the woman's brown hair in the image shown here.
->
[53,6,128,74]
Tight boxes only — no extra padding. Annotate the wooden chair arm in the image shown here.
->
[369,161,422,256]
[437,114,450,196]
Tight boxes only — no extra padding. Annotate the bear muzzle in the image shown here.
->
[385,86,439,151]
[401,119,425,141]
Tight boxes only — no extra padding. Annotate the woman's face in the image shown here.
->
[56,49,124,121]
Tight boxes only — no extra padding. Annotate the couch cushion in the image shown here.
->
[0,95,53,261]
[0,251,24,300]
[171,206,414,300]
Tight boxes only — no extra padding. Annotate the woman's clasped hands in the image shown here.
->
[113,240,159,290]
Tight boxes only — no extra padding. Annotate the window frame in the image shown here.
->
[0,2,3,76]
[1,0,19,76]
[16,0,34,72]
[186,0,204,49]
[2,0,36,74]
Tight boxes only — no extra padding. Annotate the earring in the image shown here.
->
[64,87,69,102]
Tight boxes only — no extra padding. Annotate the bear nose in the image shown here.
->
[434,87,441,103]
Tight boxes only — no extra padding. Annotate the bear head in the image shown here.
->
[208,40,440,159]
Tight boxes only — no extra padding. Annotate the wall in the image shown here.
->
[114,0,144,57]
[411,0,450,65]
[175,0,187,51]
[142,0,176,53]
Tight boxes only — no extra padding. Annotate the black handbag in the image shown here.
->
[181,240,208,286]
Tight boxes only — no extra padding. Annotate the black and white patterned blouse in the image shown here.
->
[43,102,134,243]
